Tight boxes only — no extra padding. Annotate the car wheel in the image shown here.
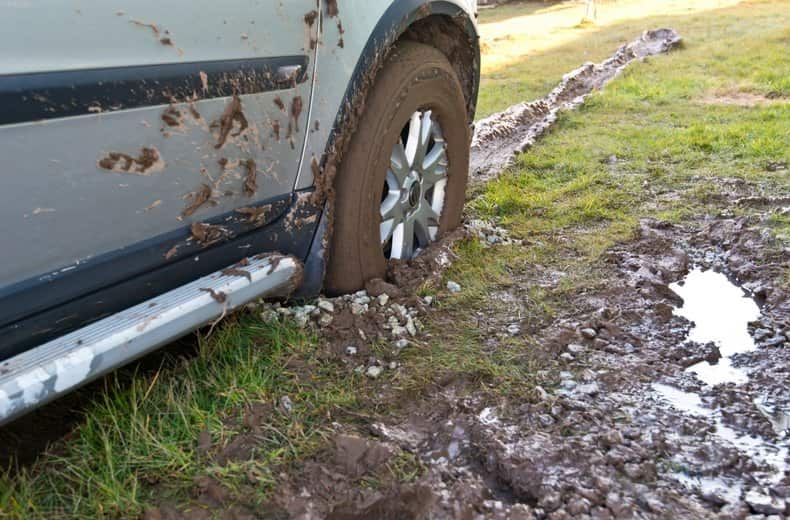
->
[325,41,470,294]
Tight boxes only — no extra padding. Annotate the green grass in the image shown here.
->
[2,0,789,516]
[1,318,360,517]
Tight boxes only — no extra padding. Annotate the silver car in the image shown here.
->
[0,1,480,423]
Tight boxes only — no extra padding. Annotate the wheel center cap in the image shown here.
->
[407,182,421,208]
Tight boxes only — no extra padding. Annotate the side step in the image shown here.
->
[0,254,303,426]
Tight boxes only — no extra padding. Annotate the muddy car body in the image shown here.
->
[0,0,480,424]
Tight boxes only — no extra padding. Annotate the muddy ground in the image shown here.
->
[138,187,790,520]
[148,79,787,520]
[227,208,786,520]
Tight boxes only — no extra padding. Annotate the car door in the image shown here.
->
[0,0,319,357]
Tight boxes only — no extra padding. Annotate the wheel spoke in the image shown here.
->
[389,140,410,184]
[380,218,397,245]
[380,191,402,221]
[390,218,415,260]
[404,112,422,168]
[422,143,448,187]
[414,201,439,231]
[415,111,433,166]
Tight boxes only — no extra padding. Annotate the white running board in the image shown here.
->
[0,253,303,426]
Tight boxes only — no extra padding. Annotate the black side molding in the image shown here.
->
[0,55,308,126]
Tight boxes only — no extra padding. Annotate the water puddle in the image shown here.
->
[653,269,788,485]
[670,269,761,386]
[653,382,788,480]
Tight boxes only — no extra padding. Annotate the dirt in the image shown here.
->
[702,91,788,107]
[249,211,788,519]
[129,19,182,55]
[190,222,232,247]
[271,119,281,141]
[161,105,183,128]
[326,0,339,18]
[199,288,227,304]
[274,97,286,111]
[337,20,345,49]
[288,96,304,142]
[181,184,215,218]
[98,147,165,175]
[471,28,682,180]
[304,10,318,27]
[242,158,257,197]
[235,205,273,227]
[221,268,252,283]
[212,95,249,149]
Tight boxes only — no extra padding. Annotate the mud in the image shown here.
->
[98,147,165,175]
[235,205,272,227]
[304,10,318,27]
[242,158,257,197]
[326,0,339,18]
[212,95,249,149]
[181,184,215,218]
[190,222,232,247]
[471,28,682,180]
[291,96,304,128]
[337,20,345,49]
[255,206,788,519]
[220,267,252,283]
[199,288,227,304]
[271,119,281,141]
[160,105,183,128]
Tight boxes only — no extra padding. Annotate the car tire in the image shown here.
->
[325,41,470,294]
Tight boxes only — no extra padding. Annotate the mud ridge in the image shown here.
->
[470,28,682,180]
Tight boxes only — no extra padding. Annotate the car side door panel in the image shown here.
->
[0,1,319,356]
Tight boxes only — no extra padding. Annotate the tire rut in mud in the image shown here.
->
[470,28,682,181]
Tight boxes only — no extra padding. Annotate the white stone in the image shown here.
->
[745,490,786,515]
[406,317,417,336]
[567,344,585,354]
[317,300,335,313]
[366,366,384,379]
[447,281,462,293]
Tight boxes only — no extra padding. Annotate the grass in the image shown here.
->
[2,0,789,516]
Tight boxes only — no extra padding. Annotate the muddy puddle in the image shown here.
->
[672,268,761,386]
[653,268,788,488]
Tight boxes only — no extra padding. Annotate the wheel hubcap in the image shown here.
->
[380,110,448,260]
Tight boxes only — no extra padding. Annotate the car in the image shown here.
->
[0,0,480,424]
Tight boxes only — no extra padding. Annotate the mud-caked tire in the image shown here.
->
[325,41,470,294]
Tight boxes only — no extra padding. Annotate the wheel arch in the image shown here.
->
[398,7,481,121]
[295,1,479,297]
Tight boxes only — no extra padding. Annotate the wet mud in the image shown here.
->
[190,222,232,247]
[181,184,215,218]
[212,95,249,149]
[471,28,682,180]
[98,147,165,175]
[258,210,788,519]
